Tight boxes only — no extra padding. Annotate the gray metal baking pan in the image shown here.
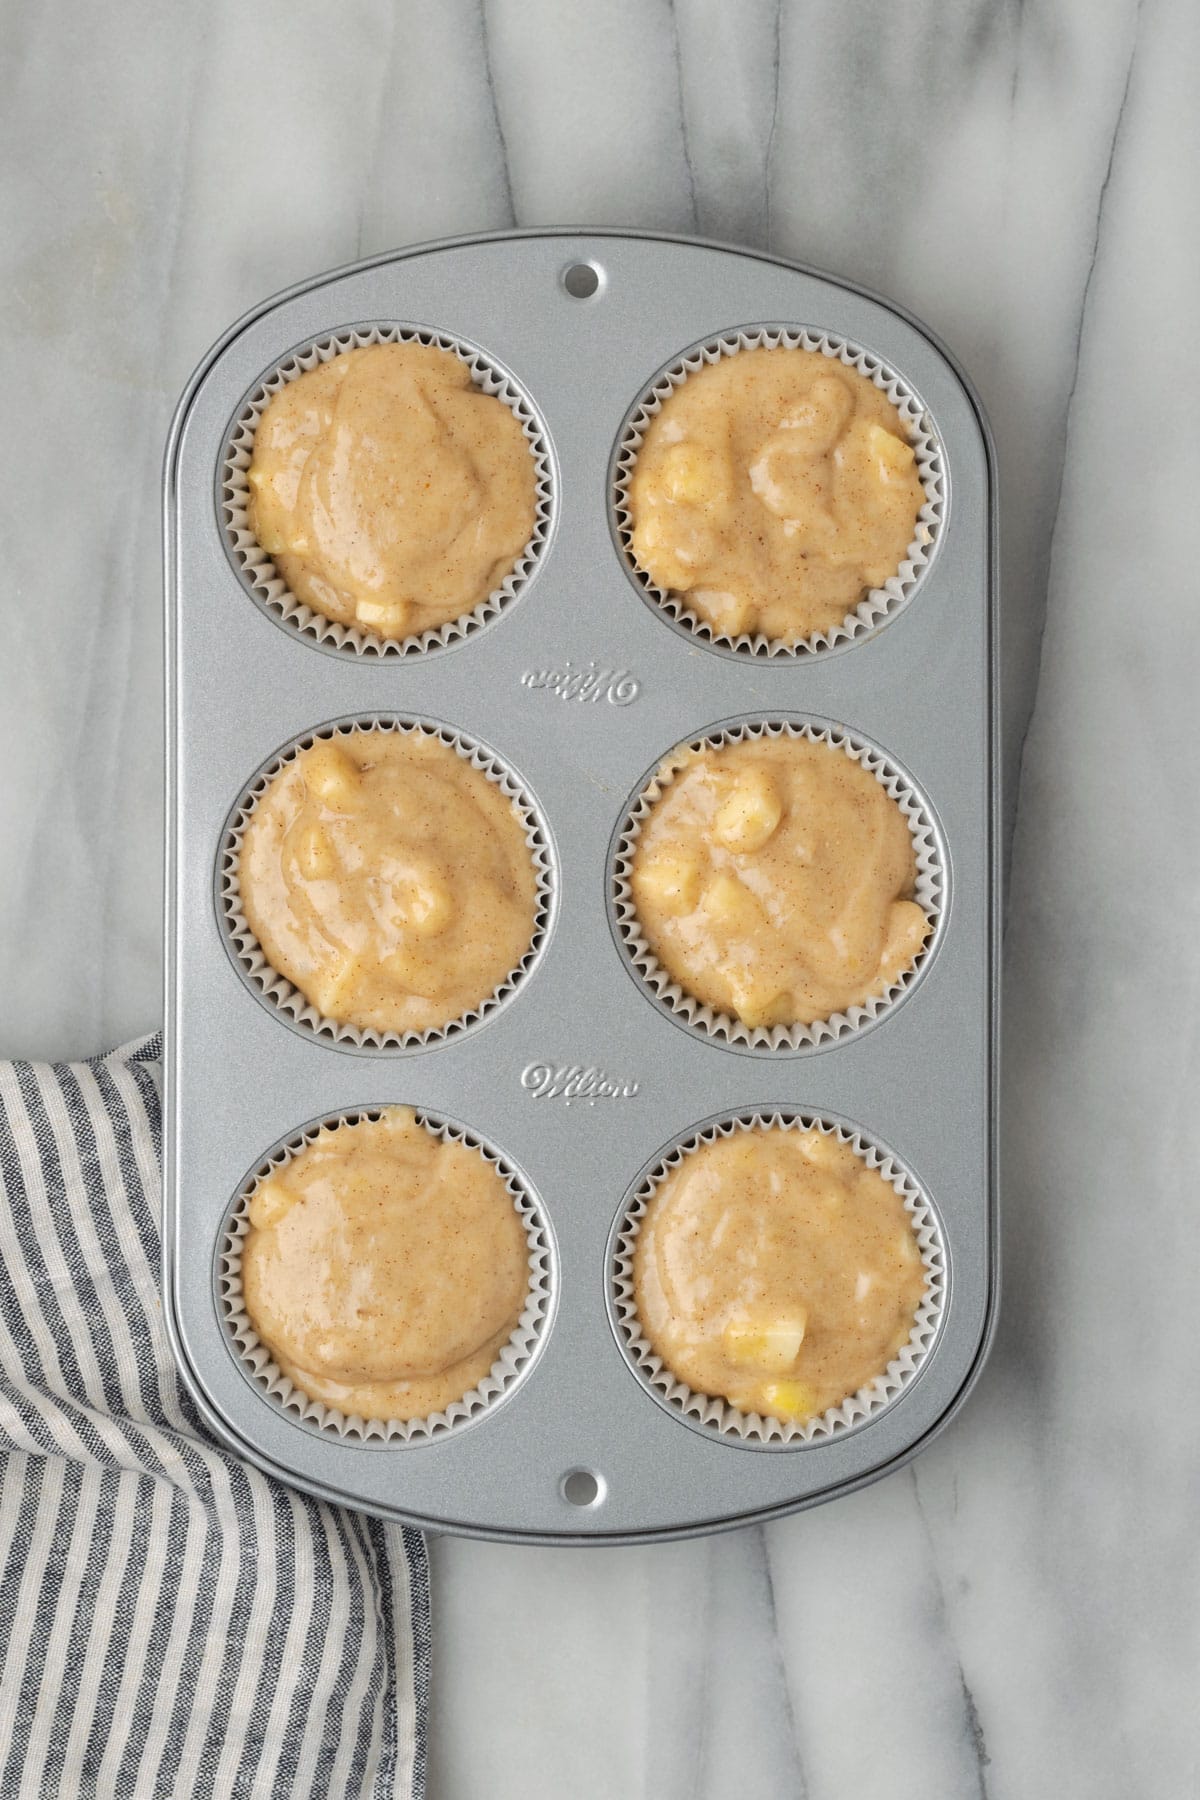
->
[163,228,999,1544]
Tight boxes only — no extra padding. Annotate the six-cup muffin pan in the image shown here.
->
[163,229,998,1544]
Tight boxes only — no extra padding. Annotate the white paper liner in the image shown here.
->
[219,324,554,657]
[610,718,945,1051]
[610,1111,945,1447]
[219,1106,554,1444]
[218,716,555,1051]
[612,326,945,657]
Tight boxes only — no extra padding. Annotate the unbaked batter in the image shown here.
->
[248,341,538,639]
[628,346,925,642]
[629,733,929,1030]
[238,728,540,1036]
[242,1108,530,1421]
[632,1124,926,1423]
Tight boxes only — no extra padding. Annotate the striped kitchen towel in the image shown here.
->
[0,1035,429,1800]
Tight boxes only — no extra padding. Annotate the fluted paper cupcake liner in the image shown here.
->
[608,1111,945,1448]
[219,1107,555,1444]
[609,717,945,1052]
[612,326,945,657]
[219,323,554,657]
[218,715,555,1052]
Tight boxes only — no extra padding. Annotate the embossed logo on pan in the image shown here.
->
[520,662,639,705]
[521,1063,639,1103]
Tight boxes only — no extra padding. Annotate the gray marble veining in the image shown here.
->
[2,2,1196,1795]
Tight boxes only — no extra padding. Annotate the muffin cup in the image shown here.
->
[218,1107,555,1444]
[612,325,945,658]
[608,1110,946,1448]
[218,715,556,1052]
[609,717,945,1052]
[219,323,554,658]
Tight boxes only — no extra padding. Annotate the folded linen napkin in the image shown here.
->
[0,1035,429,1800]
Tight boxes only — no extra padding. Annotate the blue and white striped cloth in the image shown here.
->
[0,1035,429,1800]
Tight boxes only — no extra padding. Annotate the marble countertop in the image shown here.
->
[3,2,1196,1794]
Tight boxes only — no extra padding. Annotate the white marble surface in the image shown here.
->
[3,1,1197,1793]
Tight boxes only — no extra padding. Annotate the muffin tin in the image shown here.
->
[163,229,998,1544]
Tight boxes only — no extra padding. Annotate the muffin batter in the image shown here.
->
[628,346,925,642]
[238,727,540,1036]
[242,1109,531,1421]
[632,1125,927,1423]
[629,734,930,1030]
[247,341,538,640]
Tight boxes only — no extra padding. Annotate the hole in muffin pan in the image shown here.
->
[609,324,946,661]
[216,1105,556,1447]
[561,261,603,299]
[560,1468,605,1507]
[216,322,555,661]
[214,715,557,1055]
[606,1108,947,1451]
[607,714,948,1056]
